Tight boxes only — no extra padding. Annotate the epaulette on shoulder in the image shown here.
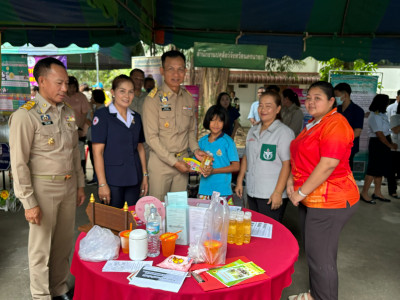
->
[20,101,36,111]
[182,87,192,97]
[148,87,158,98]
[64,101,72,108]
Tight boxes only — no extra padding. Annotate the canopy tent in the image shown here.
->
[0,0,153,47]
[153,0,400,63]
[1,42,138,70]
[1,0,400,62]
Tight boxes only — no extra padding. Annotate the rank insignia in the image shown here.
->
[48,138,55,145]
[164,122,170,128]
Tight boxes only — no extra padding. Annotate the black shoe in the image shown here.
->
[372,193,391,202]
[360,195,376,205]
[53,294,72,300]
[86,179,98,186]
[53,288,74,300]
[390,194,400,199]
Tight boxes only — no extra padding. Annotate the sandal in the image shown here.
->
[288,292,309,300]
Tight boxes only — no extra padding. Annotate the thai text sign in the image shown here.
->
[194,43,267,70]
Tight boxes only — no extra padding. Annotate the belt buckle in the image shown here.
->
[175,152,183,158]
[64,175,72,180]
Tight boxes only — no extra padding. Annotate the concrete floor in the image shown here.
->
[0,172,399,300]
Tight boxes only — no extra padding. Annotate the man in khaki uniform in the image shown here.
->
[9,57,85,300]
[143,50,206,201]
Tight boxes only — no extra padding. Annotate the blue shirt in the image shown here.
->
[337,101,364,154]
[91,106,145,186]
[247,101,260,122]
[198,133,239,196]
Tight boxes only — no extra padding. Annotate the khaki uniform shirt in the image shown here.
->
[129,91,148,116]
[9,93,85,209]
[143,83,199,167]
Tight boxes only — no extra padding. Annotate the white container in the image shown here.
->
[129,229,148,261]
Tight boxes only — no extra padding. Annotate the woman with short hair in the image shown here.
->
[360,94,398,204]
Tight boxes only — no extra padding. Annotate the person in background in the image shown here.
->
[93,82,104,90]
[92,75,148,208]
[287,81,359,300]
[30,85,39,99]
[230,90,240,110]
[388,104,400,198]
[79,83,92,102]
[86,90,106,185]
[236,91,294,222]
[144,76,156,93]
[386,90,399,120]
[333,83,364,170]
[143,50,207,202]
[198,105,240,203]
[9,57,85,300]
[247,86,266,125]
[359,94,397,204]
[65,76,91,176]
[281,88,304,136]
[216,92,241,139]
[129,68,147,116]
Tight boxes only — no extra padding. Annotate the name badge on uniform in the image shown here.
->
[41,114,53,125]
[162,107,171,111]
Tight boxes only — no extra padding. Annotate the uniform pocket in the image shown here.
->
[159,111,174,130]
[35,126,60,151]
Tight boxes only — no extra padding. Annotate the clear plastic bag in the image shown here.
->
[78,225,120,262]
[198,192,230,265]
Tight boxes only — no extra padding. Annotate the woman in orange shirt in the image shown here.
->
[287,81,359,300]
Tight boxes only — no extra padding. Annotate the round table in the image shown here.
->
[71,209,298,300]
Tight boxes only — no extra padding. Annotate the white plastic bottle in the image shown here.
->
[146,207,161,257]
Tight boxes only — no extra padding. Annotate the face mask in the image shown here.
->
[335,97,343,105]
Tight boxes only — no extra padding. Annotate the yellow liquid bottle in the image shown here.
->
[227,212,237,244]
[243,211,252,244]
[235,212,244,246]
[200,152,213,169]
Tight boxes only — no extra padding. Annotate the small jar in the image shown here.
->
[129,229,148,261]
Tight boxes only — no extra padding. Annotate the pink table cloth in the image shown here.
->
[71,208,298,300]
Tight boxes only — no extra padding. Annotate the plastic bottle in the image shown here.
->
[243,211,252,244]
[200,151,213,169]
[146,207,161,257]
[235,211,244,246]
[227,211,237,244]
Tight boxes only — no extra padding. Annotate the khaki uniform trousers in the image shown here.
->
[29,176,77,299]
[148,151,188,201]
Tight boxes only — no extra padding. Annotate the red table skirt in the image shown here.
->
[71,209,298,300]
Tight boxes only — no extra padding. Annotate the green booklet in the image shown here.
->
[207,260,265,287]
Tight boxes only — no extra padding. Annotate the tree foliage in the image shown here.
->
[319,58,378,82]
[67,69,131,90]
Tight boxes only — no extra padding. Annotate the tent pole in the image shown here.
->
[95,51,99,84]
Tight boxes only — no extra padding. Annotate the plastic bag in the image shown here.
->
[78,225,120,262]
[157,255,194,272]
[197,191,230,265]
